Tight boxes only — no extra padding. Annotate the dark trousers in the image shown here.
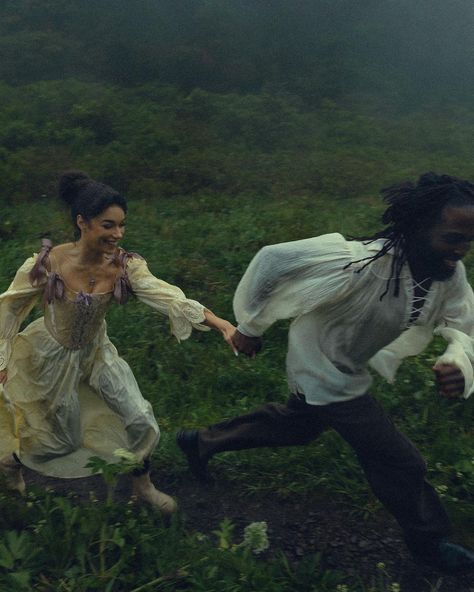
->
[199,393,451,548]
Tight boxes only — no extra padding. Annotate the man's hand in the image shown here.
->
[0,370,7,385]
[231,330,262,358]
[433,363,465,399]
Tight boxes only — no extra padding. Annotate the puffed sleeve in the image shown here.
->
[370,263,474,399]
[126,257,209,341]
[0,255,44,370]
[369,325,433,384]
[233,233,357,337]
[432,264,474,399]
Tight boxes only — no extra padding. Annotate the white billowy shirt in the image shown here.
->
[233,233,474,404]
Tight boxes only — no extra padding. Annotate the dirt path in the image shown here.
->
[24,467,474,592]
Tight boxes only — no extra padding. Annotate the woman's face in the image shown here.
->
[77,205,126,254]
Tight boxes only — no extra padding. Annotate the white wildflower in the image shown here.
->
[242,521,269,555]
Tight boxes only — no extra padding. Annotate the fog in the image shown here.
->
[1,0,473,106]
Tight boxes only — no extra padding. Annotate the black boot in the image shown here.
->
[411,540,474,574]
[176,429,213,483]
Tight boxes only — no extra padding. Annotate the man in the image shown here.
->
[178,172,474,573]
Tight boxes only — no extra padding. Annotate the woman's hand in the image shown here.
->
[203,310,238,354]
[219,320,238,354]
[0,369,8,385]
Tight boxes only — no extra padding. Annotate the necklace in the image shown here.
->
[87,257,113,289]
[69,246,116,289]
[88,259,114,287]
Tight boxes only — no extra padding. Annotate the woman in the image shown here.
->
[0,171,235,514]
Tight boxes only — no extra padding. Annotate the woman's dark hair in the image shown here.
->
[346,172,474,298]
[58,170,128,237]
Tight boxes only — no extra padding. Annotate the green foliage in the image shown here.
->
[1,79,473,208]
[0,489,350,591]
[86,451,142,506]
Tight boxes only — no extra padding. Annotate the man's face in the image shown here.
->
[408,204,474,281]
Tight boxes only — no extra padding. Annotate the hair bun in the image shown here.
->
[417,171,465,187]
[58,170,91,205]
[417,172,442,187]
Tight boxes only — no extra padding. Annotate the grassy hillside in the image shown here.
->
[1,159,474,589]
[1,2,473,585]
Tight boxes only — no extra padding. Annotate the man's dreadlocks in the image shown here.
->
[345,172,474,299]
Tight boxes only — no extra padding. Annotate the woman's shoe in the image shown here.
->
[0,454,25,495]
[132,473,177,515]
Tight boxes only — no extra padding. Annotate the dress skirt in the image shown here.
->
[0,317,159,478]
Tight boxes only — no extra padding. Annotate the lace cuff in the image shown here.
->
[168,299,209,341]
[368,349,401,384]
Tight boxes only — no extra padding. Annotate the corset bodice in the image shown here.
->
[43,291,112,350]
[28,238,139,350]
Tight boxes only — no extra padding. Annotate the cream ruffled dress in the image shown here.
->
[0,241,209,477]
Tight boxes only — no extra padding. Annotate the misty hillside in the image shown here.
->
[0,0,473,207]
[1,0,473,104]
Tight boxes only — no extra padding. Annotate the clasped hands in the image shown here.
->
[231,329,262,358]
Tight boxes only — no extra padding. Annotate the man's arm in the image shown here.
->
[432,263,474,399]
[233,234,355,345]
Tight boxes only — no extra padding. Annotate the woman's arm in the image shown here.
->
[233,234,356,338]
[203,309,237,354]
[127,257,236,353]
[0,255,45,377]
